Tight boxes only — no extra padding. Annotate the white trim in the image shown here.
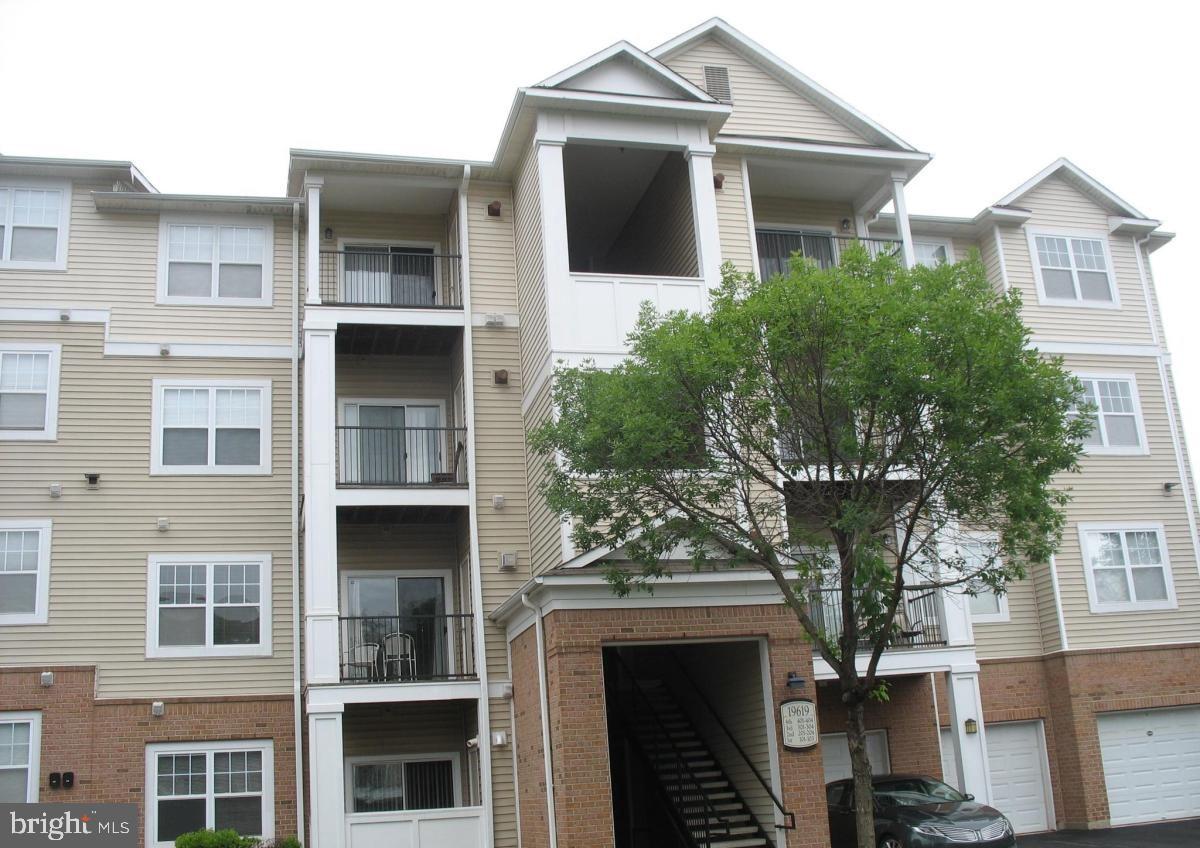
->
[305,679,482,708]
[992,225,1010,293]
[1047,554,1070,651]
[911,236,954,269]
[343,752,463,813]
[146,552,273,658]
[0,178,72,271]
[968,590,1010,625]
[996,158,1145,219]
[1025,227,1120,309]
[333,487,470,508]
[757,637,786,833]
[1077,522,1177,614]
[536,40,715,103]
[1030,339,1161,357]
[740,157,761,275]
[1071,372,1150,456]
[156,213,275,307]
[0,342,61,441]
[0,519,51,625]
[150,378,273,475]
[0,711,41,802]
[303,305,465,330]
[145,738,275,848]
[713,135,929,166]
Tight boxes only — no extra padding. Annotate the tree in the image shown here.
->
[529,247,1089,848]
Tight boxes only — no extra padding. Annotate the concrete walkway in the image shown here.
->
[1019,819,1199,847]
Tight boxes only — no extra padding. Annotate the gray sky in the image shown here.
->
[3,0,1198,463]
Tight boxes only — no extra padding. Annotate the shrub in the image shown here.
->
[174,830,259,848]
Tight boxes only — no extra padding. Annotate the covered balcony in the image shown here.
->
[319,248,461,309]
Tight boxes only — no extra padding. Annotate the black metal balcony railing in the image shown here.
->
[809,584,946,650]
[319,250,462,308]
[339,614,475,683]
[756,233,903,280]
[336,426,467,486]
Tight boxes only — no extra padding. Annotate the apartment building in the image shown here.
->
[3,16,1197,848]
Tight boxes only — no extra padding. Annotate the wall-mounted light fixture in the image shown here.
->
[840,218,852,232]
[159,344,170,357]
[964,718,978,735]
[1164,481,1177,496]
[491,731,509,747]
[84,472,100,490]
[487,201,502,217]
[713,172,726,190]
[786,672,806,689]
[40,671,54,688]
[59,310,70,322]
[151,701,166,717]
[324,227,333,241]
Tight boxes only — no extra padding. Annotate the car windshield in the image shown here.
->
[874,778,967,807]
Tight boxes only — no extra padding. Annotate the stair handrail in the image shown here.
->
[617,713,707,848]
[669,649,797,831]
[611,651,729,847]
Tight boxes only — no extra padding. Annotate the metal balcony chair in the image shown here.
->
[383,632,418,681]
[342,643,380,681]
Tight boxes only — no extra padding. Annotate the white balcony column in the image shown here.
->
[304,326,340,684]
[939,585,975,647]
[305,175,323,304]
[890,173,916,268]
[943,669,993,804]
[307,703,346,848]
[686,147,723,290]
[535,139,571,349]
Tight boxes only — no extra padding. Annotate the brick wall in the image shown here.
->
[511,626,550,848]
[510,604,830,848]
[817,674,943,779]
[0,666,297,844]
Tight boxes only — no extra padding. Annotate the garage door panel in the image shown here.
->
[1098,707,1200,825]
[983,721,1051,834]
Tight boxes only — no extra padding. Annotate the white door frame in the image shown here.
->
[340,569,457,675]
[339,398,448,483]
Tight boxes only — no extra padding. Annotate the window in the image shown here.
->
[956,535,1009,623]
[147,740,273,847]
[757,228,836,276]
[1079,523,1175,612]
[0,343,61,440]
[0,181,70,269]
[345,755,459,813]
[151,380,271,474]
[147,554,271,657]
[1028,230,1117,306]
[0,713,40,802]
[0,520,51,625]
[1070,374,1146,454]
[157,216,273,305]
[914,240,951,268]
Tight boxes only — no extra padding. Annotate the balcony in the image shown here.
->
[319,250,462,309]
[756,232,901,280]
[339,613,476,684]
[336,426,467,487]
[346,807,483,848]
[809,584,947,650]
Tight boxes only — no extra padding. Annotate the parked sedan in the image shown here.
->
[827,774,1016,847]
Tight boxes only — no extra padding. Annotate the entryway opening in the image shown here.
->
[603,642,778,848]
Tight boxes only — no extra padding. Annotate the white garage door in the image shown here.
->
[1098,707,1200,825]
[821,730,890,783]
[940,722,1052,834]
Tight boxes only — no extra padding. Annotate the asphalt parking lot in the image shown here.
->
[1018,819,1200,847]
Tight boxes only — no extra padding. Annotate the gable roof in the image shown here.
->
[536,40,717,103]
[995,157,1147,219]
[650,17,917,152]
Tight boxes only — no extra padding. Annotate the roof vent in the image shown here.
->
[703,66,733,103]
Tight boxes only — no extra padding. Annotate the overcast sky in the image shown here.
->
[3,0,1198,465]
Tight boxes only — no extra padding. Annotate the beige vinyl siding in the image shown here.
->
[1049,353,1200,648]
[0,320,293,698]
[976,228,1004,294]
[603,153,698,277]
[714,153,755,273]
[488,697,517,847]
[320,210,450,254]
[750,195,854,234]
[1002,176,1154,343]
[664,38,867,145]
[335,355,456,416]
[524,379,562,580]
[513,144,550,387]
[972,577,1046,659]
[336,522,464,612]
[0,182,296,343]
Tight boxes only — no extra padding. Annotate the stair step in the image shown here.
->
[664,780,729,791]
[693,825,760,837]
[709,839,768,848]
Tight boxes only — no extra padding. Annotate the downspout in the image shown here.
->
[520,593,558,848]
[290,199,306,841]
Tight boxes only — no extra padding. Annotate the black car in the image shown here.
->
[826,774,1016,847]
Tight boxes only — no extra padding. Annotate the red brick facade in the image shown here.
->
[511,604,831,848]
[0,666,297,844]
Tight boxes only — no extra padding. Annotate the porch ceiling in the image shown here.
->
[747,156,890,207]
[336,504,464,524]
[336,323,460,356]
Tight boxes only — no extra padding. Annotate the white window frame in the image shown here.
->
[150,379,272,475]
[146,553,272,658]
[156,214,274,307]
[1078,522,1177,613]
[1026,226,1120,309]
[0,519,52,625]
[1071,372,1149,456]
[0,711,41,802]
[0,179,71,271]
[0,342,61,441]
[967,584,1010,624]
[343,752,462,813]
[145,739,274,848]
[912,237,954,268]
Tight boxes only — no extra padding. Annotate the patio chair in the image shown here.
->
[342,642,380,681]
[383,632,418,680]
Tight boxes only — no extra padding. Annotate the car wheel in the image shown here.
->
[878,836,904,848]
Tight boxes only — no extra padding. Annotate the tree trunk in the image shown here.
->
[845,697,877,848]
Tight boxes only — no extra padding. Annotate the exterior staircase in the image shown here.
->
[619,675,774,848]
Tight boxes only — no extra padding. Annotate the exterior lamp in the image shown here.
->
[786,672,806,689]
[964,718,979,735]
